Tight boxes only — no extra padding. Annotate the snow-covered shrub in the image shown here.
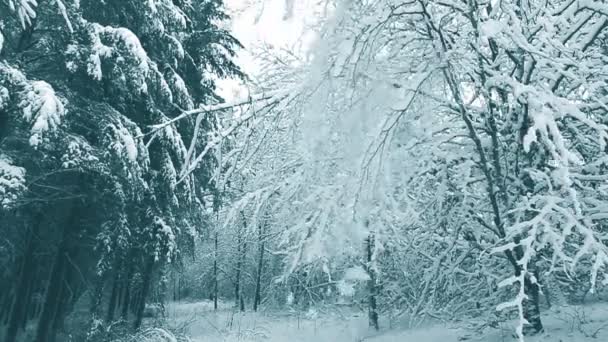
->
[85,318,190,342]
[115,328,191,342]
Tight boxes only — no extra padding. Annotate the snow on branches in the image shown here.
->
[0,63,68,148]
[6,0,37,28]
[200,0,608,339]
[152,216,177,264]
[21,81,66,147]
[0,154,26,209]
[86,23,150,92]
[4,0,72,30]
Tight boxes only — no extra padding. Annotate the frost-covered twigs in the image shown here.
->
[171,90,291,184]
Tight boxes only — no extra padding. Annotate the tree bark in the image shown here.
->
[21,277,34,330]
[234,233,242,310]
[5,218,40,342]
[133,257,155,330]
[177,276,181,302]
[173,275,178,302]
[522,274,543,335]
[234,213,247,311]
[121,258,134,320]
[253,224,265,312]
[213,231,218,311]
[106,270,121,322]
[366,234,379,331]
[35,231,68,342]
[89,272,105,318]
[1,288,13,325]
[49,276,68,342]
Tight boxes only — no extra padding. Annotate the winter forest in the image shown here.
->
[3,0,608,341]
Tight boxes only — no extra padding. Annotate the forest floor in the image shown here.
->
[164,300,608,342]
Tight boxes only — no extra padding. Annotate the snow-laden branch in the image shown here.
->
[0,154,26,209]
[175,89,293,184]
[5,0,73,30]
[145,90,288,136]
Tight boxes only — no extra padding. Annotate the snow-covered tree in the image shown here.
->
[186,0,608,339]
[0,1,243,341]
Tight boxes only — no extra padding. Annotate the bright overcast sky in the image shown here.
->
[217,0,319,99]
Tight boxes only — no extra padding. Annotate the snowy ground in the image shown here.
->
[164,301,608,342]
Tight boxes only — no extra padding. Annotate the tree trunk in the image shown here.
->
[121,259,134,320]
[30,284,45,321]
[48,276,68,342]
[5,219,39,342]
[106,270,121,322]
[173,275,177,302]
[234,213,247,311]
[213,231,219,311]
[234,234,242,310]
[522,274,543,335]
[1,288,13,325]
[133,257,155,330]
[89,273,105,318]
[235,230,247,312]
[177,276,181,302]
[35,233,68,342]
[116,280,125,312]
[366,234,379,331]
[21,277,34,330]
[253,224,265,312]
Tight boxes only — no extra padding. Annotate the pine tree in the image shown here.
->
[0,1,243,341]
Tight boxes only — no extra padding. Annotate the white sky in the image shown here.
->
[217,0,318,100]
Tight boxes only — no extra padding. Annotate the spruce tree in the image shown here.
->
[1,1,243,341]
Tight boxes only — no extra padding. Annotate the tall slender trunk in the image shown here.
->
[1,288,13,325]
[133,257,155,330]
[30,284,45,321]
[253,224,265,312]
[121,261,134,320]
[234,212,248,311]
[366,234,379,331]
[48,276,68,342]
[35,230,68,342]
[54,251,80,339]
[177,276,181,302]
[213,231,218,311]
[173,275,177,302]
[106,269,121,322]
[21,276,35,330]
[89,272,105,318]
[522,268,543,335]
[234,233,242,310]
[5,218,40,342]
[116,280,125,313]
[236,230,248,312]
